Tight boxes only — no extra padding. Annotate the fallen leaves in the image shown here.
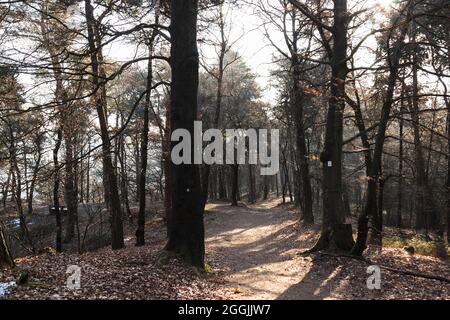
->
[1,199,449,300]
[0,230,231,300]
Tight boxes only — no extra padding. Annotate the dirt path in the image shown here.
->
[205,199,325,300]
[204,199,450,300]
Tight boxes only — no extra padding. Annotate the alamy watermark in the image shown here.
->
[366,265,381,290]
[171,121,279,175]
[66,265,81,290]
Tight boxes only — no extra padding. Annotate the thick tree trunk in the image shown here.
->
[311,0,354,252]
[164,0,205,268]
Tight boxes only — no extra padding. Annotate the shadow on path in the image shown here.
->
[204,199,344,299]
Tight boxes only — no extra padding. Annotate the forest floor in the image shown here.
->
[1,197,449,300]
[205,198,450,299]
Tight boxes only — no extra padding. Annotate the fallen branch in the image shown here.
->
[301,251,450,284]
[377,264,450,284]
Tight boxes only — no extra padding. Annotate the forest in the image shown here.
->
[0,0,449,301]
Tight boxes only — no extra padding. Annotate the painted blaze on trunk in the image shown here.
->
[307,0,354,252]
[164,0,205,268]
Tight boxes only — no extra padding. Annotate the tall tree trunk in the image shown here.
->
[163,100,172,236]
[351,7,410,255]
[445,30,450,244]
[263,175,269,200]
[39,4,78,244]
[85,0,124,250]
[292,68,313,224]
[79,145,84,204]
[119,133,132,223]
[134,133,140,203]
[27,136,42,218]
[165,0,204,268]
[444,36,450,242]
[231,164,239,206]
[136,36,156,246]
[248,163,256,204]
[311,0,354,252]
[53,127,63,252]
[290,16,314,224]
[86,141,90,203]
[275,173,279,198]
[23,142,29,203]
[63,134,77,243]
[369,161,383,246]
[201,3,227,208]
[2,167,12,209]
[397,97,404,228]
[373,174,385,245]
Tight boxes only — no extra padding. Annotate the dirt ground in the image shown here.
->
[204,199,450,300]
[1,197,450,300]
[204,199,319,299]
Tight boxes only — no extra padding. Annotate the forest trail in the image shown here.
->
[204,199,450,300]
[205,199,332,300]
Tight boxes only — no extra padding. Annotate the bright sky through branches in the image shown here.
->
[107,0,395,105]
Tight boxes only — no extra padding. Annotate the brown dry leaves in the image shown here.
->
[1,200,450,300]
[1,235,231,300]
